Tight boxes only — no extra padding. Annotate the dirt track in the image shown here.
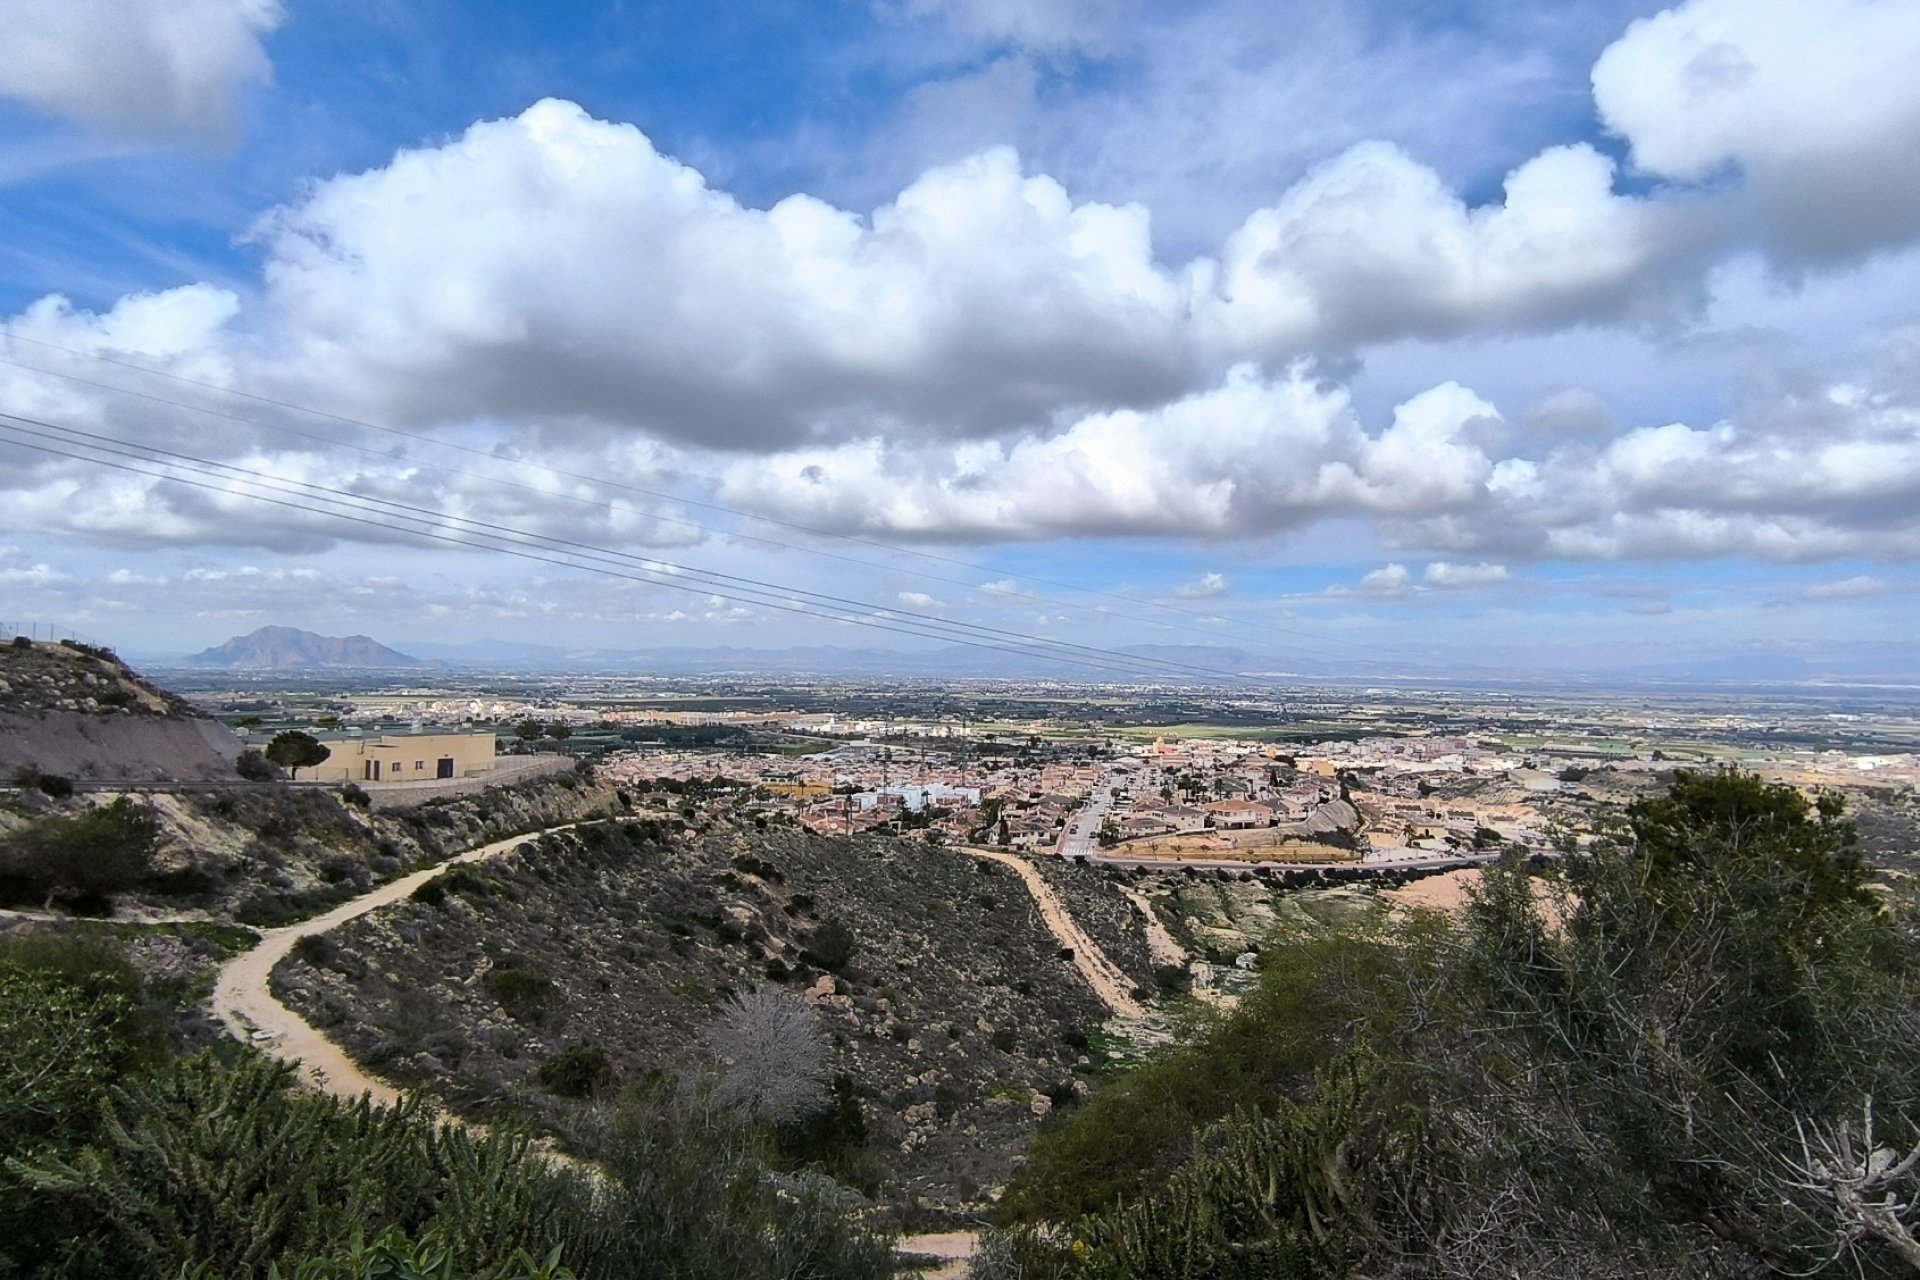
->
[1119,885,1187,969]
[211,822,591,1103]
[899,1230,977,1279]
[959,846,1144,1020]
[1383,867,1482,915]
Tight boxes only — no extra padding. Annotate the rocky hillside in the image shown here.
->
[1,765,620,923]
[186,626,437,670]
[0,640,240,782]
[272,818,1135,1227]
[0,639,191,717]
[154,771,623,924]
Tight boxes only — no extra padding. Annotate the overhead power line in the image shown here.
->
[0,333,1471,674]
[0,410,1292,684]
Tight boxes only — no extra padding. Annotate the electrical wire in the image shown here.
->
[0,333,1473,672]
[0,411,1291,683]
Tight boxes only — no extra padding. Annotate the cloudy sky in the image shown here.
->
[0,0,1916,678]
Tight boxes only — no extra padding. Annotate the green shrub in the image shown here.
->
[0,797,160,911]
[592,1078,894,1279]
[11,1053,603,1279]
[7,1044,895,1280]
[1000,913,1410,1224]
[0,934,167,1272]
[803,918,855,971]
[290,934,339,969]
[997,771,1920,1278]
[236,750,279,781]
[185,1225,577,1280]
[484,968,558,1023]
[535,1044,613,1099]
[771,1074,880,1193]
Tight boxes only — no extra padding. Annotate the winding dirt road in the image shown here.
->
[958,845,1144,1021]
[211,822,591,1103]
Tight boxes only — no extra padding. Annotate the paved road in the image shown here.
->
[1055,776,1120,859]
[212,821,596,1104]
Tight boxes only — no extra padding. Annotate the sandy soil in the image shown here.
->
[1115,832,1363,862]
[1384,867,1567,933]
[960,846,1144,1020]
[1383,868,1482,914]
[1119,885,1187,969]
[899,1231,979,1279]
[0,709,240,782]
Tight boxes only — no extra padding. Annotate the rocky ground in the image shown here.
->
[0,640,243,782]
[0,639,189,717]
[271,817,1129,1227]
[1852,787,1920,875]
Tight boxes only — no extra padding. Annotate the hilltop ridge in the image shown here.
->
[0,637,191,717]
[0,639,239,782]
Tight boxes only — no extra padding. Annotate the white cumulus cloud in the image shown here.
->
[217,98,1724,454]
[0,0,283,143]
[1357,563,1413,596]
[1594,0,1920,261]
[1173,571,1229,599]
[1203,141,1711,355]
[716,366,1504,541]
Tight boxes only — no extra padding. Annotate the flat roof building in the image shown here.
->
[304,729,498,786]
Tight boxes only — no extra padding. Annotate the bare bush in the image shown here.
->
[704,986,830,1126]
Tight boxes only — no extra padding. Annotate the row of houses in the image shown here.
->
[1116,791,1328,839]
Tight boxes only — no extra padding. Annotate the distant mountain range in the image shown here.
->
[161,628,1920,688]
[186,626,441,670]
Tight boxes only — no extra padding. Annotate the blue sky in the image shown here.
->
[0,0,1917,679]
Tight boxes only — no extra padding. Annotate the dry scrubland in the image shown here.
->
[2,758,622,925]
[271,817,1149,1225]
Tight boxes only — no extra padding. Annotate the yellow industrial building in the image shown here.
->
[304,730,499,786]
